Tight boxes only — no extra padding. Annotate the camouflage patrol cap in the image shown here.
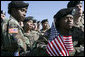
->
[8,1,29,9]
[54,8,74,20]
[23,16,33,22]
[67,1,82,8]
[41,19,48,24]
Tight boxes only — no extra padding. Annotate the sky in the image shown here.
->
[1,1,84,27]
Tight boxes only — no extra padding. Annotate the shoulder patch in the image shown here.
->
[9,28,18,33]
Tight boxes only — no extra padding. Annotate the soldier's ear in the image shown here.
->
[11,8,20,17]
[11,8,15,14]
[8,8,17,15]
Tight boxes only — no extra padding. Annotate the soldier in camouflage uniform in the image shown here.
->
[23,17,49,56]
[67,1,84,56]
[1,1,29,56]
[32,19,38,31]
[23,17,39,55]
[67,1,84,32]
[48,8,84,56]
[80,11,84,31]
[1,10,10,55]
[70,26,84,56]
[30,19,50,56]
[40,19,50,35]
[1,10,7,50]
[1,10,8,32]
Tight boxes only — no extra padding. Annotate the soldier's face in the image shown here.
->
[33,23,38,30]
[59,15,73,29]
[42,22,50,29]
[26,20,33,30]
[15,8,27,21]
[75,4,83,16]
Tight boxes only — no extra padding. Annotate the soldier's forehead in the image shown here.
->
[44,21,49,23]
[66,15,73,17]
[18,7,28,11]
[27,20,33,22]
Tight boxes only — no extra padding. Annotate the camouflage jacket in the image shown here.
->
[2,16,28,53]
[24,30,40,50]
[73,15,84,32]
[24,30,50,56]
[70,26,84,56]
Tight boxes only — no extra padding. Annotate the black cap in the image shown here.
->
[67,1,82,8]
[8,1,29,9]
[54,8,74,20]
[37,21,41,23]
[23,16,33,22]
[41,19,48,24]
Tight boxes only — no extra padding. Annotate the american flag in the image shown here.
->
[9,28,18,33]
[46,22,74,56]
[63,36,74,52]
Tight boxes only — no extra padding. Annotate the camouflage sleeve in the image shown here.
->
[29,35,49,56]
[35,32,49,50]
[77,29,84,56]
[1,20,18,52]
[78,28,84,46]
[74,28,84,56]
[37,29,51,47]
[74,46,84,56]
[8,20,27,52]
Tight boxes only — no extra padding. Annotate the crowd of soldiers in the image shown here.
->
[1,1,84,56]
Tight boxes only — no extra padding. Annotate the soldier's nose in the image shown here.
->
[68,18,72,22]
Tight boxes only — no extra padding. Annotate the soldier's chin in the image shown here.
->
[68,26,73,29]
[67,25,73,29]
[69,26,73,29]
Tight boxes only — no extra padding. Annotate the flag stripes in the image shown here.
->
[46,35,69,56]
[63,36,74,52]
